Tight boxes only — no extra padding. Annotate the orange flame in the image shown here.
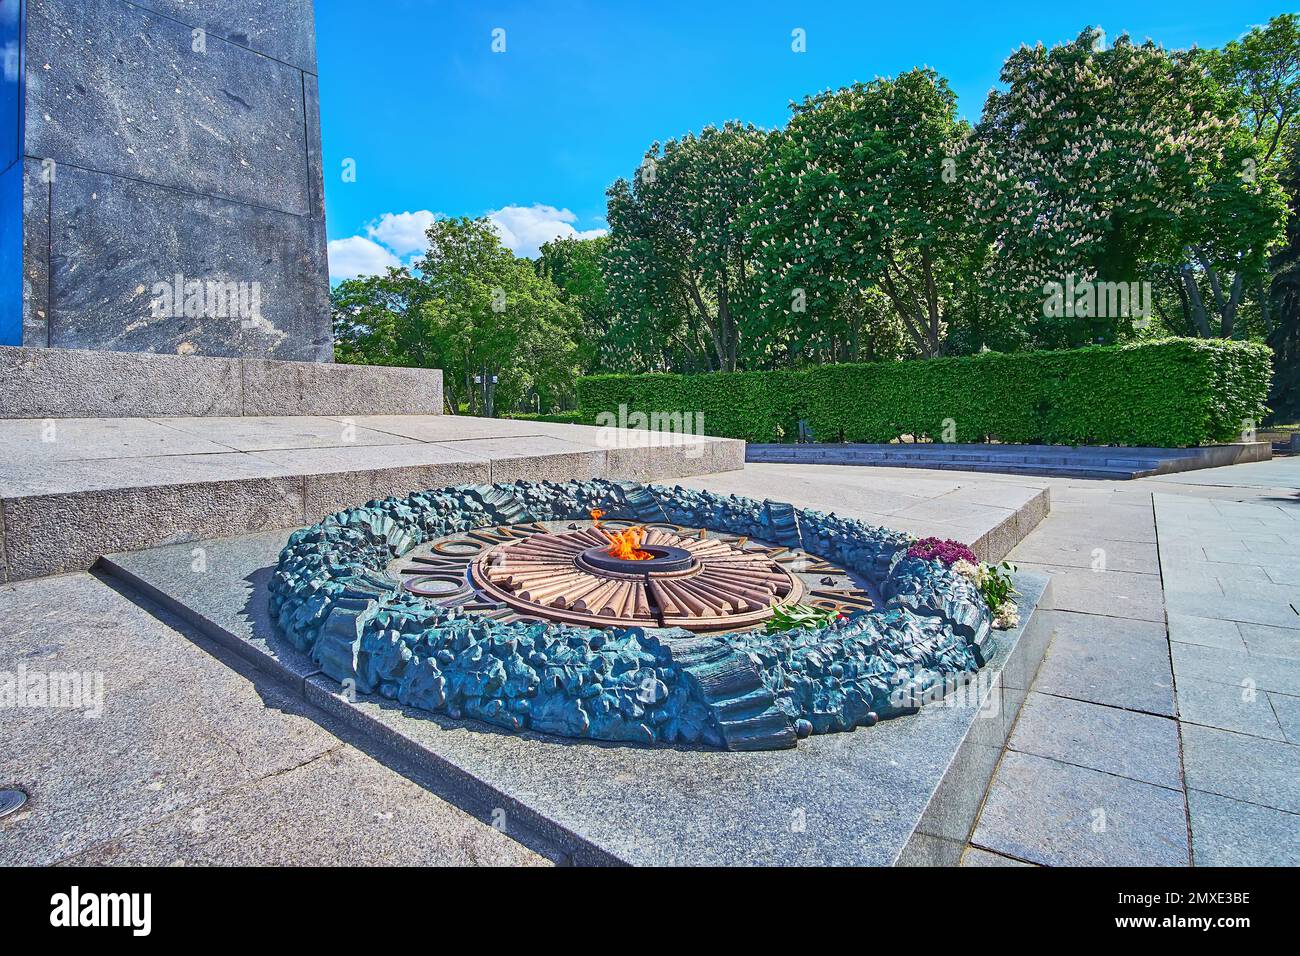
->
[606,525,653,561]
[588,508,604,526]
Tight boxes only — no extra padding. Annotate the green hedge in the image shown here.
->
[576,339,1273,447]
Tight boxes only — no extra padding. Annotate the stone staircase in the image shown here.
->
[746,441,1271,480]
[0,347,744,582]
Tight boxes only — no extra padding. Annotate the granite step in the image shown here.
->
[0,414,745,581]
[0,346,445,419]
[746,442,1270,479]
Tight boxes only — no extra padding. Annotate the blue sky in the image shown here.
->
[316,0,1286,279]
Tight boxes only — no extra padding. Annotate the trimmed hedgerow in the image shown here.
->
[576,369,803,442]
[575,339,1272,447]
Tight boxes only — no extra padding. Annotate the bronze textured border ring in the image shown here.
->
[269,479,998,751]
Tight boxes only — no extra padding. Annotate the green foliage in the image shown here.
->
[579,369,803,441]
[604,122,771,372]
[765,603,843,635]
[968,28,1287,347]
[977,562,1019,615]
[333,217,581,415]
[750,69,978,359]
[577,339,1272,447]
[536,236,615,375]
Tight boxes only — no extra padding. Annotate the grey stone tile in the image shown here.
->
[21,159,49,346]
[972,752,1189,866]
[1,471,304,579]
[64,747,546,867]
[0,448,292,497]
[125,0,320,73]
[242,363,443,416]
[1031,610,1175,716]
[607,436,745,483]
[0,417,233,462]
[154,416,419,452]
[331,414,544,442]
[1043,503,1156,543]
[1269,693,1300,744]
[299,460,492,522]
[431,436,608,484]
[1167,612,1245,651]
[1017,562,1165,622]
[1187,790,1300,866]
[1163,588,1299,630]
[1171,642,1300,697]
[1239,622,1300,660]
[1010,692,1182,789]
[1265,564,1300,586]
[27,0,310,214]
[961,847,1034,866]
[1181,723,1300,814]
[48,167,331,361]
[0,573,337,865]
[1175,676,1285,740]
[0,346,242,419]
[1010,532,1159,574]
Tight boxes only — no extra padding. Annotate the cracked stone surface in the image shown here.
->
[0,572,545,866]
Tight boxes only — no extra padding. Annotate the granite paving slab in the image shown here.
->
[1180,723,1300,814]
[1269,692,1300,744]
[1008,692,1183,789]
[960,847,1034,866]
[99,524,1052,866]
[1238,622,1300,659]
[155,416,421,452]
[1029,610,1175,717]
[1174,676,1286,741]
[1171,642,1300,697]
[63,747,545,867]
[1016,562,1165,623]
[678,463,1049,562]
[0,572,546,867]
[972,751,1189,867]
[1166,612,1246,651]
[1186,790,1300,867]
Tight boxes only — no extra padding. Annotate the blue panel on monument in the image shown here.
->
[1,0,19,171]
[0,161,20,346]
[1,0,21,345]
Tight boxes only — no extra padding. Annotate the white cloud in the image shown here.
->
[366,210,439,256]
[327,236,401,281]
[488,204,607,258]
[329,204,606,279]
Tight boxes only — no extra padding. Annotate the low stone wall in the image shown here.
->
[0,346,444,418]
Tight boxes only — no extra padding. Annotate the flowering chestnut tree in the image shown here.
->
[604,122,770,372]
[968,27,1286,348]
[749,69,978,359]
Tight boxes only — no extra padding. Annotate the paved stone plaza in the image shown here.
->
[2,456,1295,865]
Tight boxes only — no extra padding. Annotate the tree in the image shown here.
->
[604,122,770,372]
[970,27,1285,348]
[1200,14,1300,418]
[749,69,979,359]
[331,217,580,414]
[536,235,617,374]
